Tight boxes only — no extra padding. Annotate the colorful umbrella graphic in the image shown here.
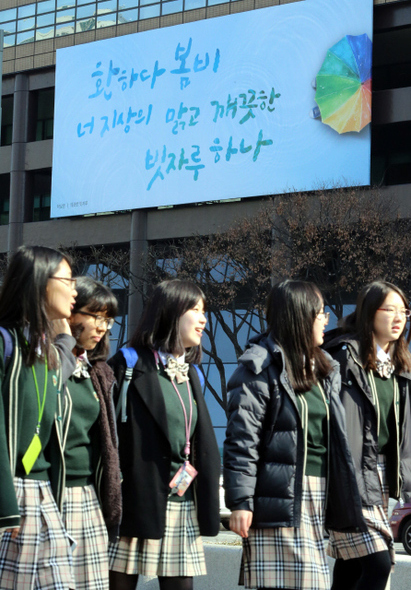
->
[314,34,372,134]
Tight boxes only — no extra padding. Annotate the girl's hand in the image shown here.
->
[229,509,253,538]
[51,318,72,338]
[5,527,20,539]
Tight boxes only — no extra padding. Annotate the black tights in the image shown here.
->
[331,551,392,590]
[109,571,193,590]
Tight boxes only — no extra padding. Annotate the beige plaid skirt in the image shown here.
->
[108,499,206,577]
[327,455,395,564]
[62,484,109,590]
[241,475,329,590]
[0,478,73,590]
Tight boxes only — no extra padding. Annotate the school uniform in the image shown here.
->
[108,347,220,578]
[224,333,366,590]
[0,330,76,590]
[59,353,121,590]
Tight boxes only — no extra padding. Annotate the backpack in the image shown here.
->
[115,347,205,423]
[0,327,14,370]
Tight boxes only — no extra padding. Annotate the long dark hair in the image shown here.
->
[340,280,411,372]
[71,276,118,363]
[0,245,72,367]
[266,279,331,393]
[130,279,206,364]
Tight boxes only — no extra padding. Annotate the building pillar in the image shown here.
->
[8,73,29,255]
[127,209,148,340]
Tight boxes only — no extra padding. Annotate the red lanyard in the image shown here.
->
[154,350,193,459]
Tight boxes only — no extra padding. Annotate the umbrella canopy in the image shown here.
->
[315,34,372,134]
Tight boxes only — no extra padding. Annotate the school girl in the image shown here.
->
[224,280,366,590]
[0,245,77,590]
[57,276,122,590]
[323,281,411,590]
[108,279,221,590]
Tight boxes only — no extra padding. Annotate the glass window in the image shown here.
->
[140,4,160,18]
[0,8,17,24]
[17,30,35,44]
[97,0,117,14]
[118,8,138,23]
[31,170,52,222]
[17,17,35,32]
[97,13,116,27]
[185,0,206,9]
[207,0,226,6]
[119,0,138,8]
[77,0,95,5]
[162,0,183,15]
[31,88,54,142]
[2,21,16,35]
[3,34,16,47]
[18,4,36,18]
[56,21,75,35]
[76,18,96,32]
[36,26,55,41]
[37,0,56,14]
[37,13,55,27]
[372,122,411,186]
[57,0,75,9]
[0,175,10,226]
[1,96,13,147]
[57,7,76,22]
[77,4,96,19]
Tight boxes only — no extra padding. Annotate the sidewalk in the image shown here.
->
[137,531,411,589]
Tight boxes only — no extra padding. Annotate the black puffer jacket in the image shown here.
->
[224,332,367,532]
[323,332,411,505]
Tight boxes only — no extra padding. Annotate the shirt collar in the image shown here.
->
[158,349,185,367]
[376,344,391,363]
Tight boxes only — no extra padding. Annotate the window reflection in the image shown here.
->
[18,18,35,32]
[37,0,56,14]
[18,4,36,19]
[0,8,17,24]
[56,21,75,35]
[140,4,160,18]
[118,9,138,23]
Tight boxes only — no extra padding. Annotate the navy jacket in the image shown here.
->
[224,332,367,532]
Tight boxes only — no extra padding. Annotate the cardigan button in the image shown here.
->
[347,380,352,386]
[342,345,347,350]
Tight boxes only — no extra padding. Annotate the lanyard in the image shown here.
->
[154,350,193,459]
[31,356,48,435]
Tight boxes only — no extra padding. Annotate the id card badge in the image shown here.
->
[22,433,42,475]
[169,461,198,497]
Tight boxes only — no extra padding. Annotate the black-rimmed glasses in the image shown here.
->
[76,310,115,330]
[49,276,77,289]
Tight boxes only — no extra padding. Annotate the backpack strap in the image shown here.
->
[0,326,14,370]
[116,347,139,423]
[193,364,205,389]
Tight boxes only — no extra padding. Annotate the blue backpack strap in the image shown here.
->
[193,364,205,389]
[0,327,14,370]
[116,347,139,423]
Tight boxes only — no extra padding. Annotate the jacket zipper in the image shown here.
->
[318,382,330,510]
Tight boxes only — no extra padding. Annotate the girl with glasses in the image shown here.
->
[108,279,221,590]
[323,280,411,590]
[59,276,121,590]
[0,246,77,590]
[224,279,366,590]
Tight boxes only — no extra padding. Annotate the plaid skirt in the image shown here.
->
[62,484,109,590]
[108,500,206,577]
[327,455,395,564]
[241,475,329,590]
[0,478,73,590]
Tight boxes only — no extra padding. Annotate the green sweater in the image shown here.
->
[295,383,328,477]
[158,365,198,502]
[65,374,100,487]
[367,372,396,454]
